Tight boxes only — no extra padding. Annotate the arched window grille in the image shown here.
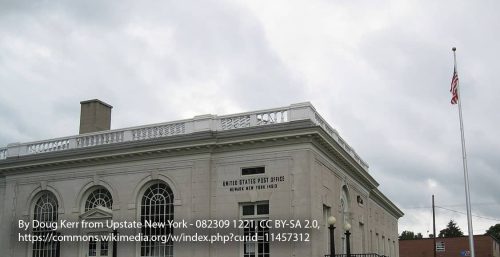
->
[85,187,113,212]
[32,191,60,257]
[140,182,174,257]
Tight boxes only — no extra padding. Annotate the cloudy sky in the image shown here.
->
[1,0,499,236]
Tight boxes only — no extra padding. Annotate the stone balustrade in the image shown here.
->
[77,130,125,147]
[131,123,185,141]
[219,107,288,130]
[0,102,369,170]
[28,138,71,154]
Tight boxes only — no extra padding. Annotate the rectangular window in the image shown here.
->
[89,238,97,256]
[100,240,109,256]
[376,233,380,254]
[360,223,366,253]
[242,167,265,176]
[241,202,269,257]
[382,236,385,255]
[257,204,269,215]
[436,241,445,252]
[323,205,331,255]
[243,205,255,216]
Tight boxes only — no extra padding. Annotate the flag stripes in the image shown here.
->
[450,68,459,104]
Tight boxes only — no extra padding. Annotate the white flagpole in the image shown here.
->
[452,47,475,257]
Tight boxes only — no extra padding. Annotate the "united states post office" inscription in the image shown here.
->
[222,176,285,192]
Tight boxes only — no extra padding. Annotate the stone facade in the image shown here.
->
[0,102,403,257]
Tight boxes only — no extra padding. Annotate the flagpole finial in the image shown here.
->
[452,47,457,52]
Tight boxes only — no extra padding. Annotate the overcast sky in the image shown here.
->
[1,0,499,236]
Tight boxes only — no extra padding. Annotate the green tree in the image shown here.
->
[485,224,500,240]
[399,231,424,240]
[438,220,464,237]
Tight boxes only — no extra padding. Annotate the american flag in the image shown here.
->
[450,67,459,104]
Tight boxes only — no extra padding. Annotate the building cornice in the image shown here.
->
[0,120,403,220]
[310,129,379,189]
[0,121,317,173]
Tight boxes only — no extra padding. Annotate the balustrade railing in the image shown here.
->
[0,103,369,170]
[219,108,288,130]
[313,111,369,170]
[131,122,186,141]
[220,115,251,130]
[28,139,71,154]
[77,131,125,147]
[256,109,288,125]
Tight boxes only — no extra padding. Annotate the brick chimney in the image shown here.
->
[79,99,112,134]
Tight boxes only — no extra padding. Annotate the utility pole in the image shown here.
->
[433,195,436,257]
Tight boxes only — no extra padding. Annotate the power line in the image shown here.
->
[438,202,500,208]
[401,202,500,210]
[435,206,500,222]
[402,206,432,209]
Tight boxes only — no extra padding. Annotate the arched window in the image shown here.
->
[140,182,174,257]
[32,191,60,257]
[85,187,113,212]
[82,187,113,257]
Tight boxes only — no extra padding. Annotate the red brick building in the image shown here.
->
[399,235,500,257]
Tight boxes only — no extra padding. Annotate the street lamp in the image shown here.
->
[113,229,118,257]
[344,223,351,257]
[327,216,336,257]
